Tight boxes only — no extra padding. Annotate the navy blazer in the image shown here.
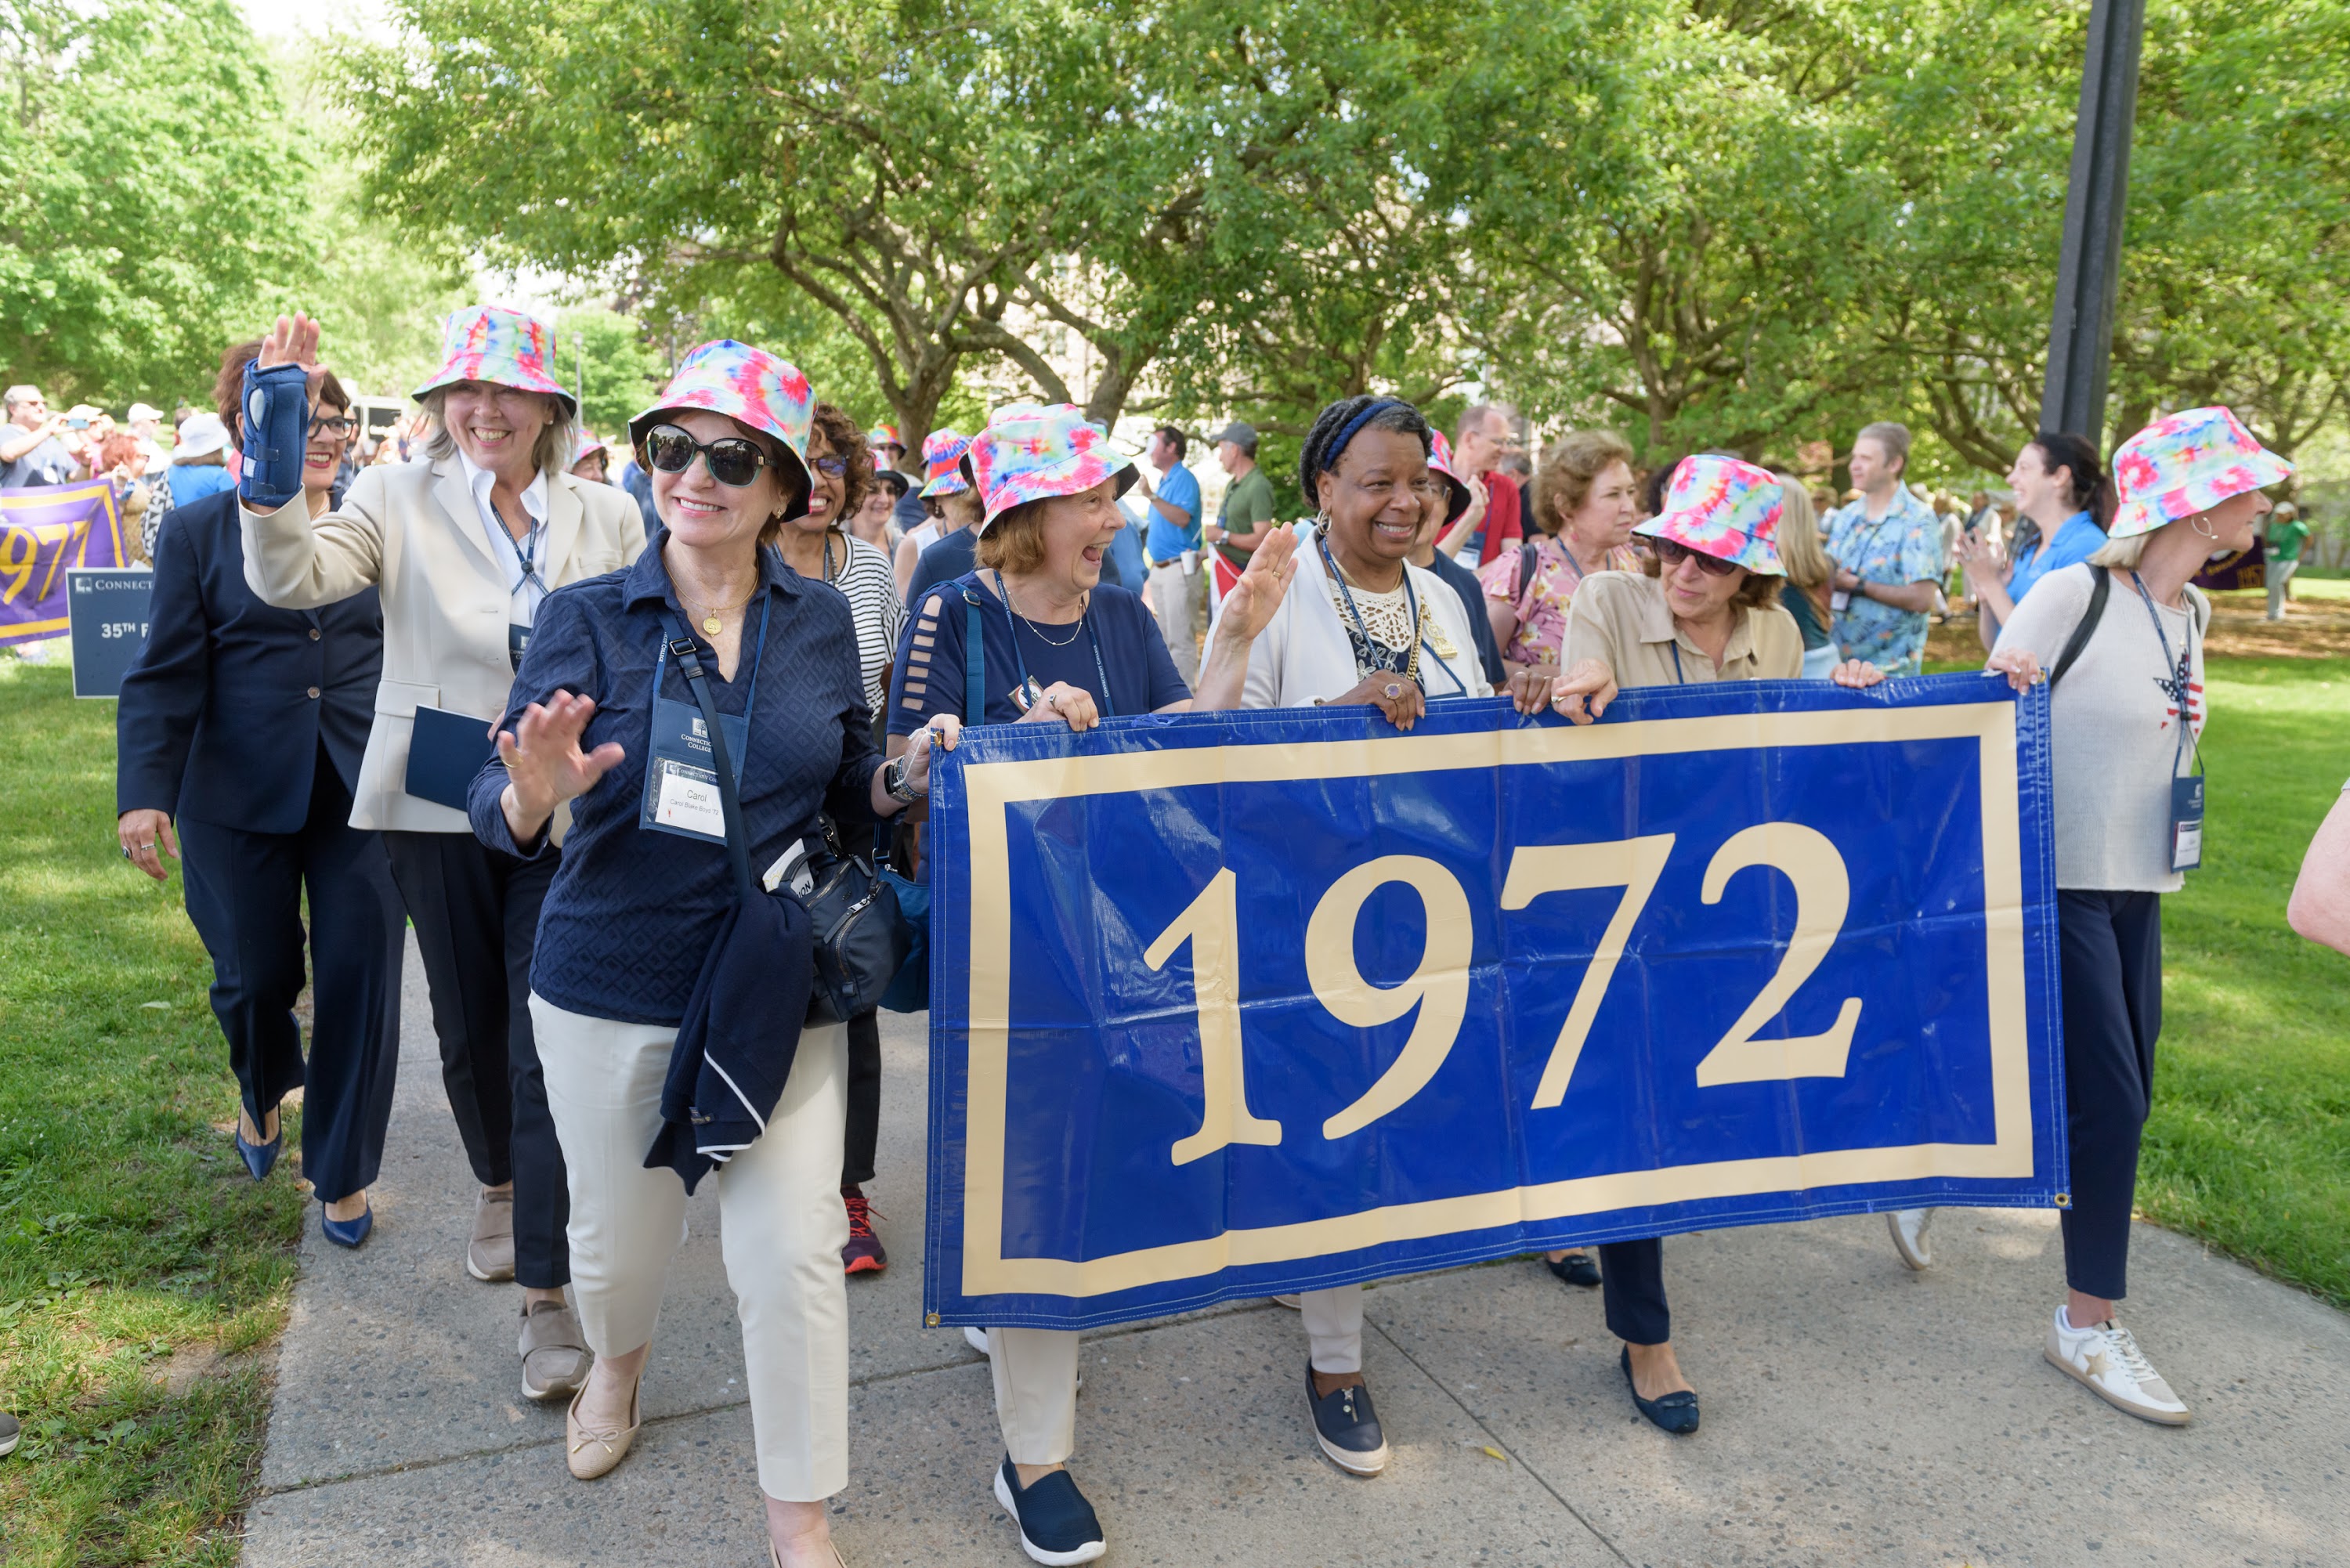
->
[116,490,384,835]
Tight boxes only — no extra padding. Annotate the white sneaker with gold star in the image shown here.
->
[2044,1305,2189,1425]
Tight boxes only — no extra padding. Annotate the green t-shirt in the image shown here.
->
[1214,467,1278,569]
[2269,518,2312,562]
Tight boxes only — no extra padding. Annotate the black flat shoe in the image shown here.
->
[1545,1251,1600,1288]
[1620,1346,1699,1435]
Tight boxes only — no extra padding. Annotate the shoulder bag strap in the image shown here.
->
[964,588,985,723]
[2047,566,2110,690]
[661,611,755,904]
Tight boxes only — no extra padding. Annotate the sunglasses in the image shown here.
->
[644,424,777,489]
[309,416,356,438]
[1652,537,1740,577]
[809,453,848,478]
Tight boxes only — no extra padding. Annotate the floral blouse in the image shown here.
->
[1477,535,1643,667]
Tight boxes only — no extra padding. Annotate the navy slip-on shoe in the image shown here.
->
[992,1457,1105,1565]
[1620,1346,1699,1435]
[233,1125,281,1182]
[320,1201,373,1249]
[1305,1360,1390,1476]
[1545,1251,1601,1288]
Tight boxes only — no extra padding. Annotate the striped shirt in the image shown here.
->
[806,532,906,715]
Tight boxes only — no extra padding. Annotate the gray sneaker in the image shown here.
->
[0,1411,19,1458]
[1887,1209,1934,1270]
[520,1299,591,1402]
[468,1190,516,1283]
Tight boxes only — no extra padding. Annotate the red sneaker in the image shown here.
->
[841,1187,888,1275]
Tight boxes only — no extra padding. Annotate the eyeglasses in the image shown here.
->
[309,416,356,438]
[1652,537,1740,577]
[809,454,848,478]
[644,424,775,488]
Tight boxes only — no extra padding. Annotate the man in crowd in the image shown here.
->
[2,385,77,488]
[1203,420,1277,605]
[1825,421,1944,675]
[1444,403,1524,567]
[1133,425,1206,681]
[128,402,171,468]
[2265,502,2310,621]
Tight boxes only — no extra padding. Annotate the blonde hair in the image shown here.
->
[2088,531,2146,569]
[1532,429,1636,536]
[1772,478,1831,589]
[420,386,577,482]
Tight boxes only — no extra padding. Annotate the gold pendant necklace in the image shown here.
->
[685,591,751,636]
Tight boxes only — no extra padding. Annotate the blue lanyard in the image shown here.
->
[654,595,773,757]
[2128,573,2200,772]
[993,576,1115,718]
[1316,531,1469,698]
[489,501,549,598]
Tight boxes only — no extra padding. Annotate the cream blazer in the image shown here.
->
[1222,520,1495,708]
[240,458,648,833]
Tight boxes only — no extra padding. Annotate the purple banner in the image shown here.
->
[1,482,128,647]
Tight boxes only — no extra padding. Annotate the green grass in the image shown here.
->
[0,658,303,1566]
[2139,656,2350,1306]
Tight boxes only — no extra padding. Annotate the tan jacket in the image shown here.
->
[240,458,648,833]
[1563,570,1803,688]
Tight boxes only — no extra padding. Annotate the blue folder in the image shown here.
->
[404,703,497,811]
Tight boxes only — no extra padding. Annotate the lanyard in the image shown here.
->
[994,576,1115,719]
[2128,573,2200,774]
[654,595,773,757]
[1317,531,1469,698]
[489,500,549,598]
[1669,642,1686,685]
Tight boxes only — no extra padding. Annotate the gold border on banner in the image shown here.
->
[956,701,2030,1300]
[1,482,128,638]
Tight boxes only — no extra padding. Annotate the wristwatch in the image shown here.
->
[885,751,920,804]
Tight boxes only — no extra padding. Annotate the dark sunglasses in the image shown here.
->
[808,453,848,478]
[1652,537,1740,577]
[644,423,776,488]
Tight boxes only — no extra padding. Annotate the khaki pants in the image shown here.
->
[986,1284,1362,1466]
[1145,558,1208,686]
[533,996,850,1501]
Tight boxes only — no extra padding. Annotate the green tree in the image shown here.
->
[548,309,668,443]
[0,0,316,406]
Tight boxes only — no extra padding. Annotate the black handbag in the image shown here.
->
[663,612,907,1025]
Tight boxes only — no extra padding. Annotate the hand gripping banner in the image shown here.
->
[923,676,2065,1331]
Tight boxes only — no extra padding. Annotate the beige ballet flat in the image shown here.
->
[564,1373,640,1480]
[768,1540,847,1566]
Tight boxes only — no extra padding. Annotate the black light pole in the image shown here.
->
[2040,0,2146,444]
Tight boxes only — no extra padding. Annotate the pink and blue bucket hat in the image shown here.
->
[2109,406,2293,540]
[627,339,817,519]
[1633,454,1784,574]
[967,403,1137,531]
[1426,430,1473,524]
[918,428,974,497]
[412,305,576,412]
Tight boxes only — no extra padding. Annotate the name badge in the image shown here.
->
[508,622,532,670]
[1830,589,1853,611]
[2169,773,2204,873]
[639,694,748,844]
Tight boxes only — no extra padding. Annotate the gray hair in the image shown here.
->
[1855,421,1912,475]
[418,386,576,480]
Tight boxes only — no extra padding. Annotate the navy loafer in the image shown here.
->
[992,1456,1105,1565]
[1546,1251,1601,1288]
[1620,1346,1699,1434]
[1305,1360,1390,1476]
[233,1125,281,1182]
[320,1200,373,1249]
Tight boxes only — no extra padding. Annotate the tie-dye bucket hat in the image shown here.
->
[918,428,974,497]
[627,340,816,519]
[968,404,1137,531]
[1633,454,1784,574]
[2109,406,2293,540]
[866,424,903,453]
[1424,430,1474,525]
[412,305,576,411]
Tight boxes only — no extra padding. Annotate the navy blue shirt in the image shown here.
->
[888,572,1188,733]
[470,532,882,1025]
[906,526,978,611]
[1424,547,1507,690]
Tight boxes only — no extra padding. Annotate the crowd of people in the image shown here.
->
[0,296,2331,1561]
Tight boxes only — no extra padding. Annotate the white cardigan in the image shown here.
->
[242,457,648,833]
[1220,521,1495,708]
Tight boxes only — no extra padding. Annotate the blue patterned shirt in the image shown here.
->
[1825,485,1945,674]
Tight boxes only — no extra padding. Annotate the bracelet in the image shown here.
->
[885,751,920,804]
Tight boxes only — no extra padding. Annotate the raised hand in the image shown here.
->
[496,691,625,840]
[1217,527,1297,642]
[257,313,322,375]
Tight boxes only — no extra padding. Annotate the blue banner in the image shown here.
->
[923,676,2065,1331]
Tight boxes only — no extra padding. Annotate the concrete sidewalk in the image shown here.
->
[240,945,2350,1566]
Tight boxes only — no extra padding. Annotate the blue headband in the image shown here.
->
[1323,398,1409,478]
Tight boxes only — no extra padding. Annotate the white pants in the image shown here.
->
[533,995,850,1501]
[1145,559,1208,685]
[987,1284,1361,1466]
[2267,558,2298,620]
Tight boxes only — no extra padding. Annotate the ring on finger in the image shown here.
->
[1383,682,1402,699]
